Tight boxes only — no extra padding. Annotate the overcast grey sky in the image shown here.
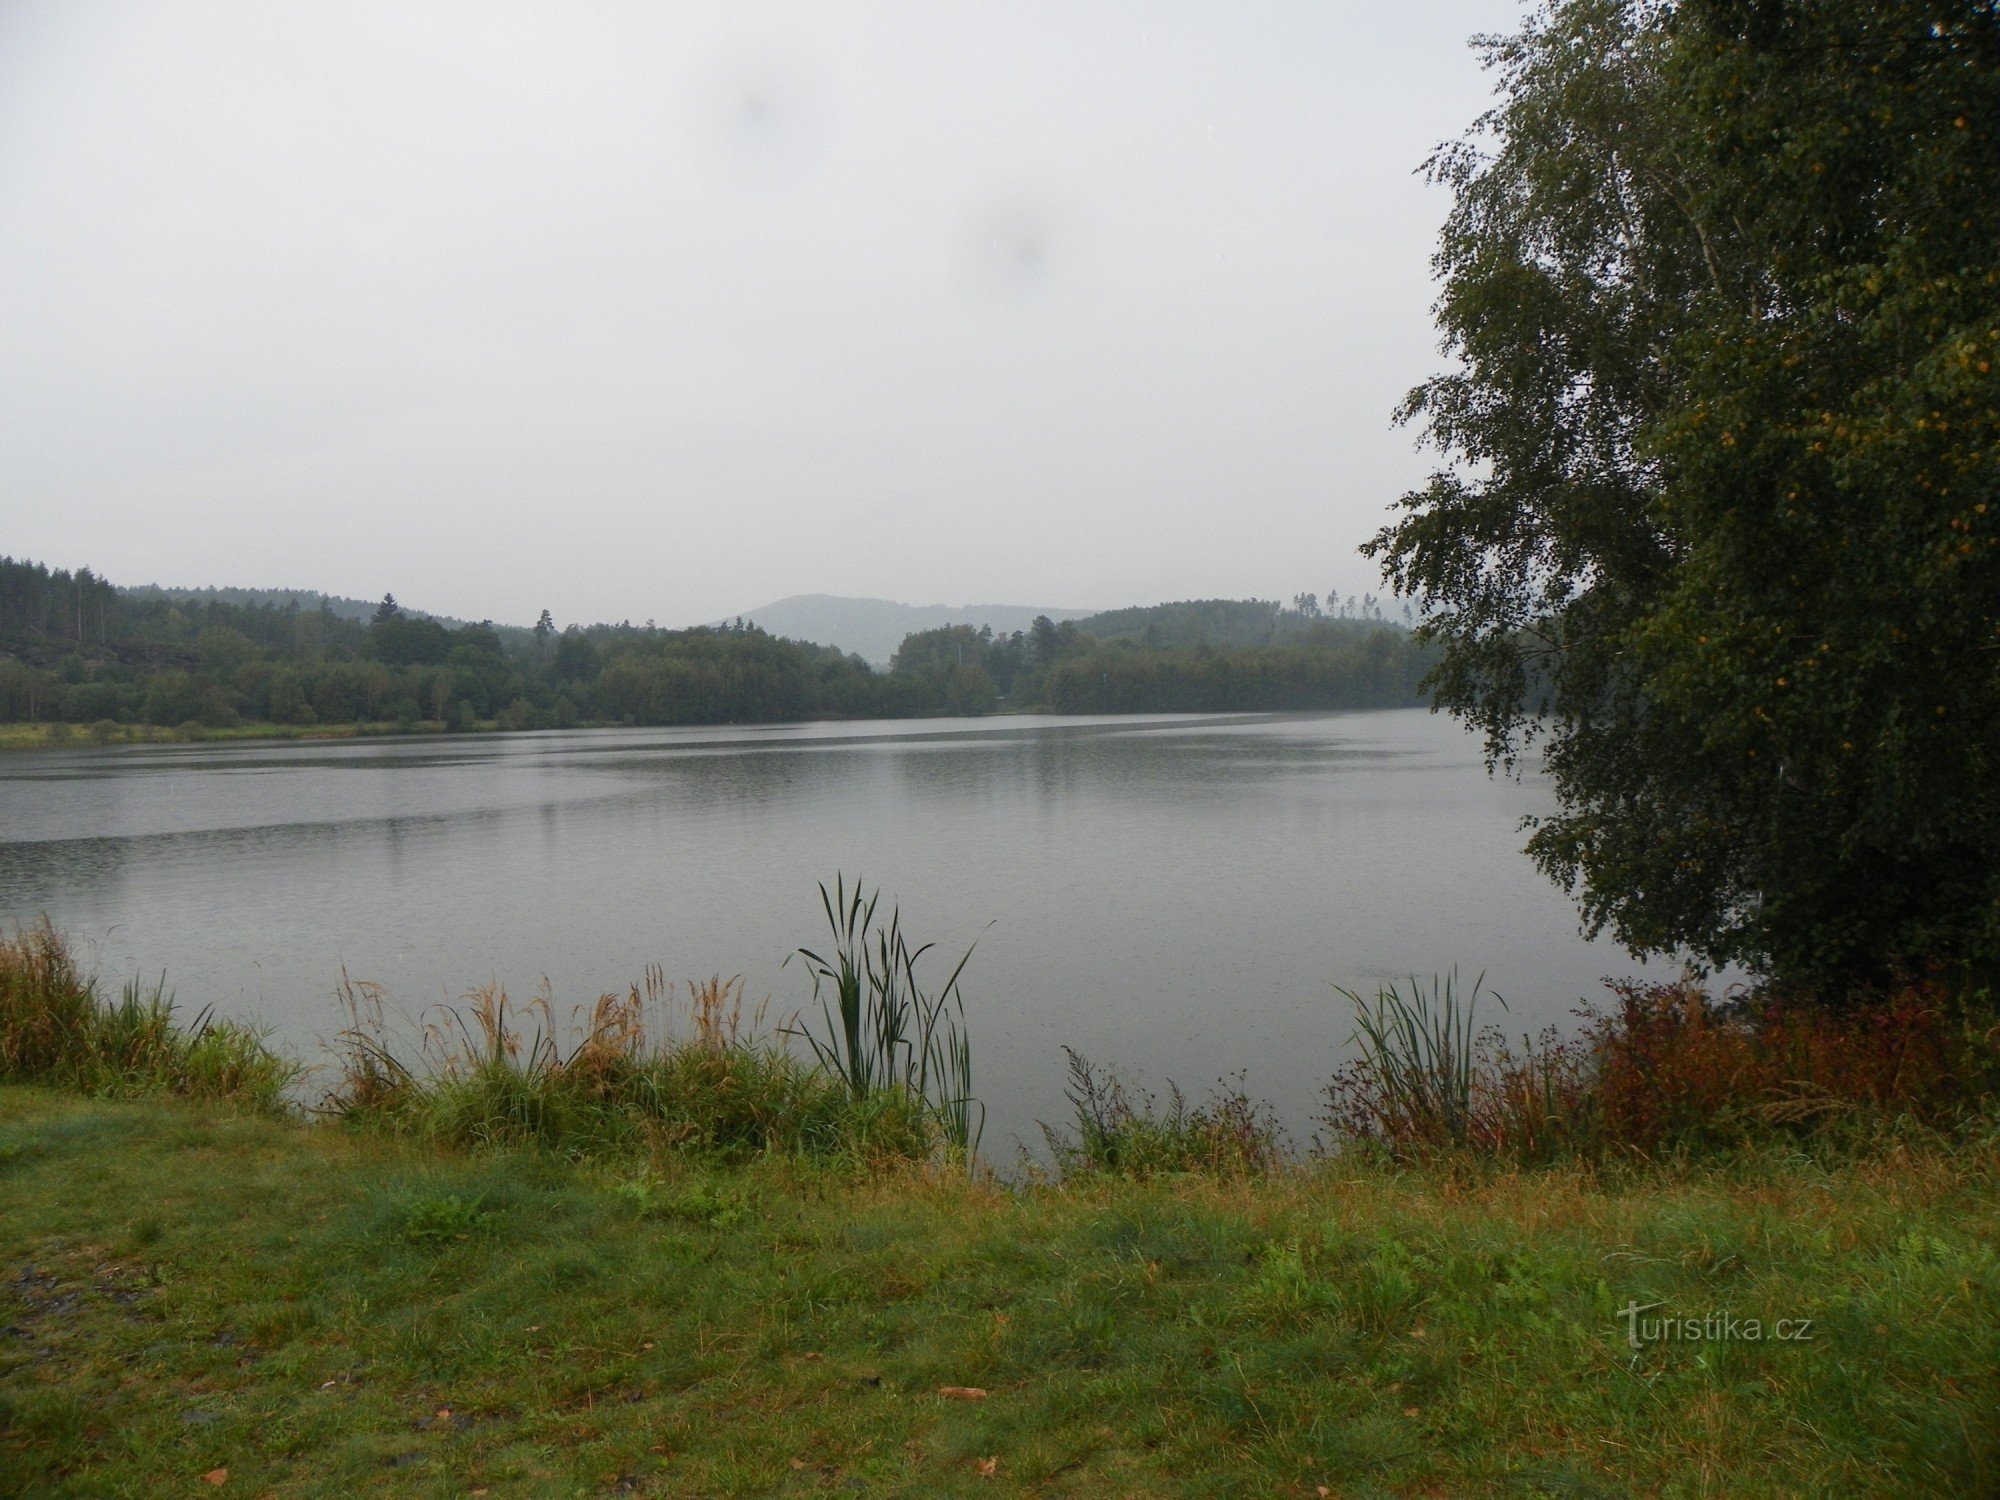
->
[1,1,1519,627]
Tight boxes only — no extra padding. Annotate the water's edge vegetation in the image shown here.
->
[3,909,1998,1494]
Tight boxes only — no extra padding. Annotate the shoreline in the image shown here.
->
[0,705,1402,754]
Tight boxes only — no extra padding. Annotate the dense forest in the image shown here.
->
[890,609,1425,715]
[0,557,1429,735]
[1076,592,1406,648]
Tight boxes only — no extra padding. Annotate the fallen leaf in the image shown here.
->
[1403,1406,1421,1418]
[201,1470,228,1487]
[976,1456,998,1477]
[802,1352,823,1362]
[791,1459,808,1470]
[938,1386,989,1401]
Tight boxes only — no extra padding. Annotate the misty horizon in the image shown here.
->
[3,1,1516,627]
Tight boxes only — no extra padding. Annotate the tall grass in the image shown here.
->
[1040,1048,1283,1178]
[785,875,984,1154]
[1332,970,1492,1150]
[324,966,930,1163]
[1324,970,2000,1162]
[0,918,297,1110]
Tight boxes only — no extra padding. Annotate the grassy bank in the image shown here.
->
[6,923,1998,1493]
[3,1086,1995,1496]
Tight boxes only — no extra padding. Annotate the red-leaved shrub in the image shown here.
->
[1586,979,2000,1152]
[1326,973,2000,1161]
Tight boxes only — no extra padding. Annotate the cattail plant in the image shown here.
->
[785,875,984,1155]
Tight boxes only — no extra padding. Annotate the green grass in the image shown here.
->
[323,971,939,1167]
[1,919,940,1169]
[6,925,1999,1492]
[0,921,298,1111]
[3,1085,1996,1496]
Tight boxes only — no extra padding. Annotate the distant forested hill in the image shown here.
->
[727,595,1096,664]
[0,555,894,731]
[117,583,534,647]
[1074,595,1410,648]
[887,604,1428,717]
[119,583,470,627]
[1,557,1431,736]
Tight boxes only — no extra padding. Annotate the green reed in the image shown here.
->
[1331,969,1494,1151]
[786,875,984,1155]
[0,918,297,1109]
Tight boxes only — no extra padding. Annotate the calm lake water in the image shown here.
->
[0,710,1679,1153]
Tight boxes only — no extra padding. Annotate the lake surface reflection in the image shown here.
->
[0,711,1678,1152]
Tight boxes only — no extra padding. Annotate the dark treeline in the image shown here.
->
[0,556,1428,733]
[1078,592,1407,648]
[889,609,1425,715]
[117,582,515,638]
[1043,633,1425,713]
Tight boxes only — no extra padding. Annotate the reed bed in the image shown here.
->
[1321,969,1595,1162]
[13,896,1993,1182]
[3,879,984,1169]
[324,965,933,1164]
[0,917,297,1109]
[1324,969,2000,1163]
[317,876,987,1165]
